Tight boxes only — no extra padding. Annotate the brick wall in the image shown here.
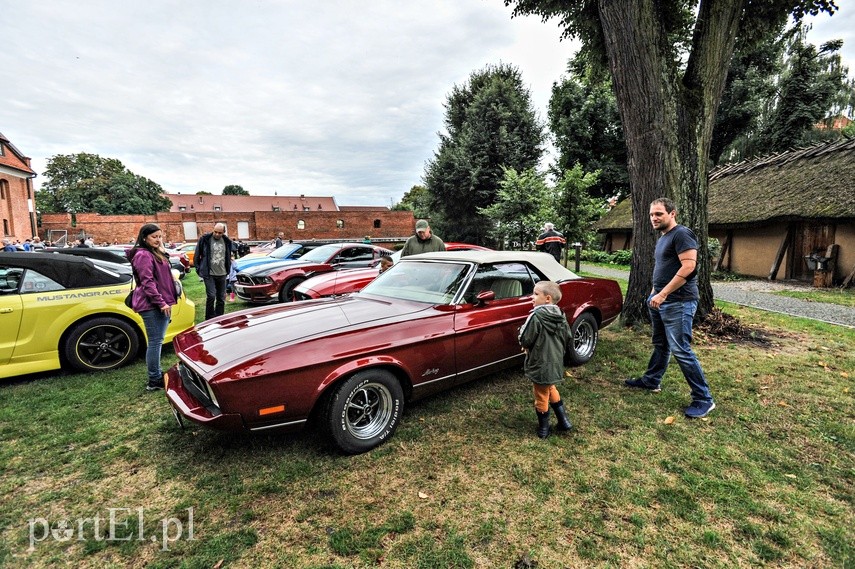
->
[39,210,416,245]
[1,175,35,242]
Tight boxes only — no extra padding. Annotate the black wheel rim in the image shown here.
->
[76,325,132,369]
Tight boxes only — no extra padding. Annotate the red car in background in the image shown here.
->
[293,242,490,301]
[234,242,393,303]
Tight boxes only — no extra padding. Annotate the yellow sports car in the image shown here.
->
[0,252,195,380]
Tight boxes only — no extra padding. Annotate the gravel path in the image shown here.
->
[578,264,855,329]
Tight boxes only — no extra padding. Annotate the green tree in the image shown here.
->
[478,167,555,249]
[751,33,848,154]
[710,23,789,164]
[38,153,171,215]
[424,63,544,244]
[549,69,628,200]
[554,164,601,246]
[222,184,249,195]
[504,0,837,325]
[392,185,433,219]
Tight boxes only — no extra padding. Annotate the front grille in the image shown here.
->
[236,274,258,286]
[177,363,221,416]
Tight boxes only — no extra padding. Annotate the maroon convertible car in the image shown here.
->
[165,251,623,454]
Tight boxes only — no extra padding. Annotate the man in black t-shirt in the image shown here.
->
[624,197,715,418]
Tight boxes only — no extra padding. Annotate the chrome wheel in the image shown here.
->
[328,369,404,454]
[567,312,598,365]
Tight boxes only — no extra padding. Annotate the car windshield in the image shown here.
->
[269,244,302,259]
[298,244,342,264]
[360,260,471,304]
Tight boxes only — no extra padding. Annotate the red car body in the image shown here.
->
[293,242,491,301]
[165,251,623,454]
[233,243,392,303]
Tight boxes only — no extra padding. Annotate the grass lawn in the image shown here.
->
[0,272,852,568]
[775,288,855,308]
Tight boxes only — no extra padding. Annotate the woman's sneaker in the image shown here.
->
[624,377,661,393]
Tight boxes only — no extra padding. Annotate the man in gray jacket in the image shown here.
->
[194,223,233,320]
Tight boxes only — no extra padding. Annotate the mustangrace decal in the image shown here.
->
[36,289,125,302]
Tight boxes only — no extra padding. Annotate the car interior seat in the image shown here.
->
[489,278,522,300]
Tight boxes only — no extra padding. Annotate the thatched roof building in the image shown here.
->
[595,137,855,283]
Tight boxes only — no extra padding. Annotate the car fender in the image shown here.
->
[565,302,602,326]
[317,356,414,401]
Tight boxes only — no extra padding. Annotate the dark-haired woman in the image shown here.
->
[128,223,178,391]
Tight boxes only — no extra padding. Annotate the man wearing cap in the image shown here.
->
[401,219,446,257]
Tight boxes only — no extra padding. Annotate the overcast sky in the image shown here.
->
[1,2,852,207]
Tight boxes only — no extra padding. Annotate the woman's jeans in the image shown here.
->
[641,298,714,403]
[139,309,170,385]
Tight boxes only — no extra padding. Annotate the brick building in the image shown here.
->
[39,196,415,246]
[0,132,37,242]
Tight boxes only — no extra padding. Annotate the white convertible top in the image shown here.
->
[403,250,581,282]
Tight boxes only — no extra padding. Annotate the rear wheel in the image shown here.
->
[326,369,404,454]
[64,317,140,372]
[565,312,598,366]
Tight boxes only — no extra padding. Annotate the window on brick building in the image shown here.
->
[297,220,305,230]
[3,219,9,236]
[179,206,186,212]
[272,206,280,212]
[373,219,381,229]
[214,206,222,212]
[0,179,7,200]
[336,219,344,229]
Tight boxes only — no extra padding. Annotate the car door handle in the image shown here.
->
[0,308,13,313]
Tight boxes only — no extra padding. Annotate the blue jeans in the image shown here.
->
[641,298,713,403]
[203,275,227,320]
[140,309,170,385]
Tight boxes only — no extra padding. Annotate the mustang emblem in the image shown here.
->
[421,368,440,377]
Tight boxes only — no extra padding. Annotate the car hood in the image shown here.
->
[174,295,430,376]
[239,258,309,276]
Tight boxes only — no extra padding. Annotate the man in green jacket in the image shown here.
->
[401,219,446,257]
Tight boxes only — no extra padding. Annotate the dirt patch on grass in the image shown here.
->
[697,308,775,346]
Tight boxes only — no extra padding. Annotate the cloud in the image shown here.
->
[1,1,850,206]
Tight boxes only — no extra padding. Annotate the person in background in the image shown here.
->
[378,255,393,273]
[274,232,284,248]
[2,239,17,252]
[624,197,715,418]
[30,237,45,250]
[535,222,566,263]
[195,222,233,320]
[127,223,178,392]
[22,239,33,251]
[518,280,573,438]
[401,219,445,257]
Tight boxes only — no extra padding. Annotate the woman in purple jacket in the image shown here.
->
[128,224,178,391]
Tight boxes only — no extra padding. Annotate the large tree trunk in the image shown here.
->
[598,0,742,324]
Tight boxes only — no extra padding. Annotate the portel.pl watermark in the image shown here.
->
[27,507,194,552]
